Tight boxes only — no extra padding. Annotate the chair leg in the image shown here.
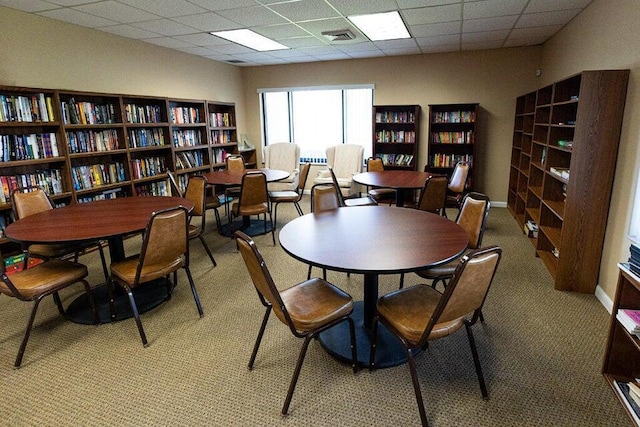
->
[399,273,405,289]
[123,285,148,347]
[184,266,204,317]
[272,202,279,229]
[198,235,217,267]
[81,279,100,324]
[52,291,65,315]
[282,334,313,415]
[294,201,304,216]
[369,316,379,370]
[307,264,312,280]
[346,317,358,373]
[213,209,222,233]
[465,322,488,398]
[269,211,275,245]
[406,347,429,427]
[15,298,42,368]
[97,242,109,282]
[249,306,272,369]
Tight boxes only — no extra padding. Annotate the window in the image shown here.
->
[259,85,373,163]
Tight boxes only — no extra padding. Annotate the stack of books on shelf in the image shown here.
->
[524,220,538,238]
[613,380,640,424]
[1,133,59,161]
[628,243,640,276]
[0,93,54,122]
[61,98,116,125]
[617,308,640,338]
[0,170,63,203]
[550,167,570,180]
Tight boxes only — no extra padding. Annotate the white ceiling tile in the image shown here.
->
[98,23,160,38]
[118,0,208,17]
[209,43,256,54]
[415,34,460,47]
[311,52,352,61]
[0,0,60,12]
[397,0,460,7]
[177,46,219,55]
[347,50,386,59]
[132,19,198,36]
[277,36,327,48]
[408,21,460,38]
[402,4,461,26]
[37,7,118,27]
[297,45,342,56]
[46,0,101,5]
[251,57,289,65]
[171,12,239,32]
[516,9,581,28]
[73,0,160,23]
[525,0,593,14]
[420,43,460,53]
[461,40,504,50]
[328,0,399,16]
[334,42,382,53]
[267,48,314,58]
[142,36,194,48]
[232,51,279,61]
[503,35,548,47]
[189,0,257,11]
[463,15,518,33]
[253,24,311,39]
[382,47,422,57]
[373,38,419,50]
[217,6,288,27]
[462,29,510,43]
[463,0,528,20]
[173,33,229,46]
[269,0,341,22]
[509,25,563,39]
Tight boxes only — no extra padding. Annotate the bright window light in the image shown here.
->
[210,29,289,52]
[348,11,411,41]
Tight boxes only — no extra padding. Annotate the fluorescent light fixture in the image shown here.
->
[348,11,410,41]
[210,29,289,52]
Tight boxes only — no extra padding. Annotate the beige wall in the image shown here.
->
[0,6,246,130]
[242,48,542,201]
[540,0,640,301]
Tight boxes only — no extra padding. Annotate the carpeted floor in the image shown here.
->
[0,199,630,426]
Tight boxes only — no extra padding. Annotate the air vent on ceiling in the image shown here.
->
[321,29,355,41]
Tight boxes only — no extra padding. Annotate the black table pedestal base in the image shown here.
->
[218,218,273,238]
[318,301,414,369]
[65,280,171,325]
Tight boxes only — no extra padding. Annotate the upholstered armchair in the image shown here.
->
[314,144,364,197]
[263,142,300,192]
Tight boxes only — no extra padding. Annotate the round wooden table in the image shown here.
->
[353,170,439,207]
[278,206,468,367]
[5,196,193,324]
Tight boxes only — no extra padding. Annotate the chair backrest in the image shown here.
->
[417,176,448,214]
[448,162,470,193]
[455,192,491,249]
[367,157,385,172]
[325,144,364,178]
[297,162,311,193]
[310,183,341,213]
[226,155,245,173]
[327,167,347,207]
[264,142,300,173]
[235,231,295,329]
[135,206,189,283]
[184,175,207,217]
[418,246,502,347]
[166,170,183,197]
[238,172,269,210]
[11,186,54,219]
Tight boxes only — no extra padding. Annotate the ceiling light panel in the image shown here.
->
[211,29,290,51]
[349,11,411,41]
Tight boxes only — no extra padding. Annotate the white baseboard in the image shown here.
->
[595,284,614,314]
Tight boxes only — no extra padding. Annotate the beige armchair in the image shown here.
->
[263,142,300,192]
[314,144,364,197]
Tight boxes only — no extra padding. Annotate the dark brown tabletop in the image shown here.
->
[202,168,289,186]
[278,206,468,367]
[353,170,440,206]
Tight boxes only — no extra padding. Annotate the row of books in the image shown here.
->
[378,153,414,166]
[375,111,415,124]
[170,106,201,125]
[61,98,117,125]
[1,133,60,162]
[0,93,55,122]
[128,128,166,148]
[71,162,126,191]
[124,103,162,124]
[135,181,169,197]
[176,151,205,170]
[210,112,232,127]
[431,131,474,144]
[431,154,473,168]
[66,129,120,154]
[212,148,230,164]
[131,157,166,180]
[172,129,202,147]
[211,129,234,144]
[613,380,640,425]
[375,130,416,143]
[432,110,475,123]
[0,169,64,203]
[77,188,123,203]
[617,308,640,338]
[628,243,640,277]
[524,219,539,238]
[3,253,43,276]
[550,166,570,180]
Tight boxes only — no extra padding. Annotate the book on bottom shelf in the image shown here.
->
[614,380,640,425]
[617,309,640,336]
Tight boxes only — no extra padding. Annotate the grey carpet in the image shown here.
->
[0,199,628,426]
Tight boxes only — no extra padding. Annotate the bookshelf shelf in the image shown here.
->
[372,105,420,170]
[506,70,629,293]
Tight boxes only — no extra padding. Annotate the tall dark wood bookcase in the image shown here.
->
[372,105,420,170]
[507,70,629,293]
[0,84,242,252]
[427,103,479,190]
[208,101,254,169]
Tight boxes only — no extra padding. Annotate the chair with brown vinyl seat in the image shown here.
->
[444,161,470,216]
[109,206,203,346]
[328,167,377,207]
[366,157,396,205]
[224,154,246,215]
[235,231,358,415]
[306,182,342,280]
[168,170,222,233]
[269,162,311,230]
[416,175,448,216]
[184,176,217,267]
[230,171,274,245]
[11,186,109,281]
[0,250,99,367]
[370,246,502,427]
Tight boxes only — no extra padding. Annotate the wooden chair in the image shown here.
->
[0,251,99,367]
[11,186,109,281]
[184,176,217,266]
[224,154,246,215]
[416,175,448,216]
[230,171,274,245]
[306,183,342,280]
[168,170,222,233]
[444,161,470,216]
[366,157,396,205]
[235,231,358,415]
[328,167,377,207]
[370,246,502,427]
[269,162,310,230]
[109,206,203,346]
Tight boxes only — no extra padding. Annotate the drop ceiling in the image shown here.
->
[1,0,594,67]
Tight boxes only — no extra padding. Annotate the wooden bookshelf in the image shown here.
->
[372,105,420,170]
[507,70,629,292]
[427,103,478,190]
[603,264,640,425]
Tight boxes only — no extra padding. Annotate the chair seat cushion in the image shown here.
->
[28,243,78,259]
[111,255,184,286]
[232,202,268,216]
[268,190,299,202]
[315,176,351,188]
[278,278,353,332]
[345,197,377,207]
[205,196,221,209]
[377,284,464,345]
[368,188,396,199]
[0,259,88,299]
[415,260,457,280]
[188,224,201,238]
